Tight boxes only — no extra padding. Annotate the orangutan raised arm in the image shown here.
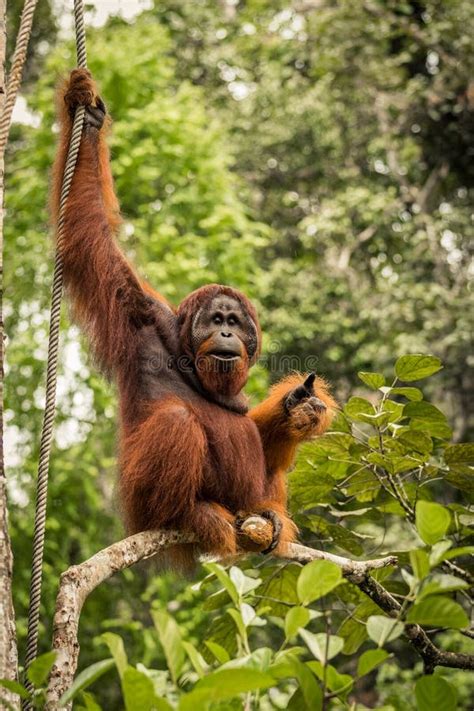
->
[51,69,162,376]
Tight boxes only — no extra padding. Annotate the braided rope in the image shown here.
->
[23,1,88,704]
[0,0,38,156]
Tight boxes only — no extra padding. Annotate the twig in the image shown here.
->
[442,559,473,585]
[280,542,396,580]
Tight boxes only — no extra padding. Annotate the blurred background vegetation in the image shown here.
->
[4,0,473,708]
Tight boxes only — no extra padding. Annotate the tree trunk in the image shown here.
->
[0,0,20,706]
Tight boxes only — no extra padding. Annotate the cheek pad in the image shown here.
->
[242,318,259,359]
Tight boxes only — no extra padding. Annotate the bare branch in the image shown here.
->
[279,542,396,578]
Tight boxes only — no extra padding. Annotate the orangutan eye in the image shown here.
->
[228,316,237,327]
[213,314,223,325]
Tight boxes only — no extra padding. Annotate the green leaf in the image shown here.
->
[297,559,342,604]
[390,387,423,401]
[184,669,274,706]
[330,411,352,433]
[290,470,336,508]
[201,614,238,664]
[339,617,368,654]
[438,545,474,563]
[419,574,469,599]
[404,402,451,439]
[204,563,239,605]
[362,411,392,426]
[404,402,446,422]
[415,675,457,711]
[257,564,301,617]
[366,616,404,646]
[229,567,261,596]
[307,661,353,695]
[357,649,389,677]
[410,549,430,580]
[287,688,305,710]
[326,522,364,555]
[299,630,344,663]
[407,596,469,629]
[27,651,57,687]
[0,679,30,700]
[227,608,248,643]
[428,540,453,567]
[202,589,230,611]
[309,433,353,456]
[59,659,114,706]
[444,443,474,464]
[411,420,452,440]
[344,397,375,422]
[151,609,185,684]
[285,606,310,639]
[397,430,433,454]
[410,422,453,440]
[219,648,272,673]
[339,600,379,653]
[416,501,451,545]
[344,468,380,502]
[80,691,103,711]
[204,641,230,665]
[269,650,299,680]
[101,632,128,679]
[240,602,259,628]
[277,658,323,710]
[395,355,442,382]
[182,641,206,677]
[381,399,405,422]
[122,667,171,711]
[358,371,385,389]
[445,468,474,493]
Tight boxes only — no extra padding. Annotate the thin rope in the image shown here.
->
[23,1,88,703]
[0,0,39,157]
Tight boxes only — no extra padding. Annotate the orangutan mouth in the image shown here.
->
[209,351,241,362]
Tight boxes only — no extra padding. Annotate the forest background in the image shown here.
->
[3,0,473,708]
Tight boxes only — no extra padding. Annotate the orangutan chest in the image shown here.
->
[201,410,267,509]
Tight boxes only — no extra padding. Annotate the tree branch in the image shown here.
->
[45,526,473,709]
[279,542,396,579]
[283,544,473,674]
[357,575,474,674]
[46,530,194,709]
